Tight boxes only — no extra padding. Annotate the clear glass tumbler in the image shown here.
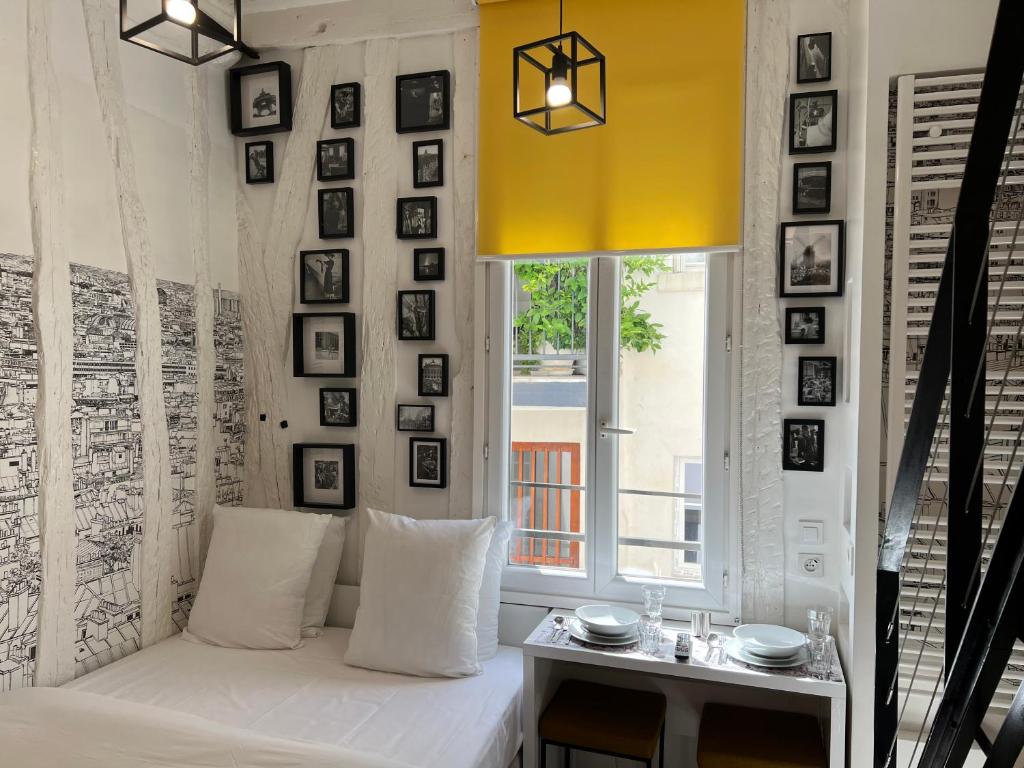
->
[638,613,663,656]
[641,584,667,619]
[807,606,833,639]
[807,634,834,680]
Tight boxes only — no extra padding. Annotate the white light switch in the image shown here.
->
[799,520,824,546]
[799,553,825,577]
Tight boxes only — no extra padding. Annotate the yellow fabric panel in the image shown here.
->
[478,0,745,256]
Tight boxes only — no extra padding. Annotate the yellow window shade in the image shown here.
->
[478,0,744,257]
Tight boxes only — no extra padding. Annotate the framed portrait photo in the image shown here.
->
[785,307,826,344]
[317,138,355,182]
[409,437,447,489]
[413,139,443,188]
[789,90,837,154]
[319,387,357,427]
[796,32,832,84]
[293,443,355,509]
[397,290,436,341]
[230,62,292,136]
[244,141,274,184]
[418,353,449,397]
[413,248,445,282]
[397,196,438,239]
[779,220,845,297]
[783,419,824,472]
[396,403,435,433]
[292,312,357,377]
[330,82,361,129]
[798,356,837,407]
[318,188,355,239]
[396,71,451,133]
[300,249,349,304]
[793,161,831,214]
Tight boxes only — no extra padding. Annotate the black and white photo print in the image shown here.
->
[785,307,826,344]
[320,388,357,427]
[230,62,292,136]
[418,353,449,397]
[300,249,349,304]
[789,90,837,153]
[293,312,356,377]
[779,220,845,297]
[245,141,274,184]
[396,71,451,133]
[783,419,824,472]
[317,138,354,182]
[397,290,436,341]
[409,437,447,488]
[397,404,435,432]
[397,197,437,239]
[293,443,355,509]
[798,356,837,407]
[331,82,361,129]
[315,331,339,361]
[413,139,443,188]
[796,32,832,83]
[793,161,831,214]
[413,248,445,281]
[319,188,355,239]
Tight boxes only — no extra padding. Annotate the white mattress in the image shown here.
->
[67,628,523,768]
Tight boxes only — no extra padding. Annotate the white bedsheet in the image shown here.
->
[67,627,523,768]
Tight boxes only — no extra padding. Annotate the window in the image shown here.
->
[484,253,734,613]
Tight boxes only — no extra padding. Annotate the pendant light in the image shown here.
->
[513,0,606,135]
[120,0,259,66]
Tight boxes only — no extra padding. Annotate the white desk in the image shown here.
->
[522,612,846,767]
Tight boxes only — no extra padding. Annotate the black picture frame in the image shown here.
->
[396,403,436,433]
[797,356,837,407]
[397,196,437,239]
[413,248,446,282]
[792,161,832,214]
[409,437,448,489]
[318,188,355,239]
[778,220,845,298]
[293,442,355,509]
[417,353,449,397]
[319,387,358,427]
[229,61,293,137]
[317,138,355,182]
[397,290,436,341]
[330,82,361,129]
[785,307,826,344]
[292,312,357,378]
[396,70,451,133]
[244,141,274,184]
[789,90,838,154]
[796,32,832,84]
[300,249,350,304]
[413,139,444,188]
[782,419,825,472]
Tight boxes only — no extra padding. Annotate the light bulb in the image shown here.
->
[546,80,572,108]
[166,0,197,25]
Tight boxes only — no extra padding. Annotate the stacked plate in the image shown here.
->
[568,605,641,646]
[726,624,808,668]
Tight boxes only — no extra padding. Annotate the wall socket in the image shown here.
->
[799,553,825,577]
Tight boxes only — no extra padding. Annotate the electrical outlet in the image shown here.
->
[799,553,825,577]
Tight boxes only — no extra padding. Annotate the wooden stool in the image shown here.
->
[697,703,827,768]
[539,680,667,767]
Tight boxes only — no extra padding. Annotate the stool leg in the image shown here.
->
[563,745,570,768]
[540,740,546,768]
[659,721,666,768]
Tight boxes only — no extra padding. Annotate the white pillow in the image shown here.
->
[186,505,329,650]
[345,509,496,678]
[477,520,512,661]
[301,515,349,638]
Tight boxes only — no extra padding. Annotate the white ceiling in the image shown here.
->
[243,0,352,12]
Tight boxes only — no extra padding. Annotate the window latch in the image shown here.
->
[599,420,636,438]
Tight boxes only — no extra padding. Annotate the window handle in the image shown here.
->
[600,420,636,438]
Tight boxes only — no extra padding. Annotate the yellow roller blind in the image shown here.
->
[478,0,744,257]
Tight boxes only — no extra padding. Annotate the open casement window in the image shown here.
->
[484,253,735,614]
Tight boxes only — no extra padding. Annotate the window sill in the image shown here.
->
[498,587,738,625]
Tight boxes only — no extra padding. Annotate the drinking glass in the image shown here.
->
[807,606,833,639]
[638,614,663,656]
[641,584,667,619]
[807,634,834,680]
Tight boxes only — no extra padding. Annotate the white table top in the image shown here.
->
[523,611,846,701]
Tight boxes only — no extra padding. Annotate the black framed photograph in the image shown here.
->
[397,290,436,341]
[230,62,292,136]
[798,356,837,407]
[789,90,837,154]
[418,353,449,397]
[396,71,450,133]
[300,249,349,304]
[293,443,355,509]
[319,388,357,427]
[785,307,826,344]
[331,82,361,129]
[317,138,354,182]
[244,141,274,184]
[793,161,831,214]
[413,248,445,282]
[413,139,443,188]
[319,188,354,239]
[397,197,437,239]
[397,404,435,432]
[409,437,447,489]
[796,32,832,84]
[779,220,845,297]
[292,312,357,377]
[783,419,824,472]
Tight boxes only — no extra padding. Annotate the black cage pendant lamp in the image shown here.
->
[513,0,606,135]
[120,0,259,66]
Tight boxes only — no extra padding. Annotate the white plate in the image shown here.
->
[568,617,639,647]
[574,605,640,637]
[726,638,807,668]
[732,623,806,658]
